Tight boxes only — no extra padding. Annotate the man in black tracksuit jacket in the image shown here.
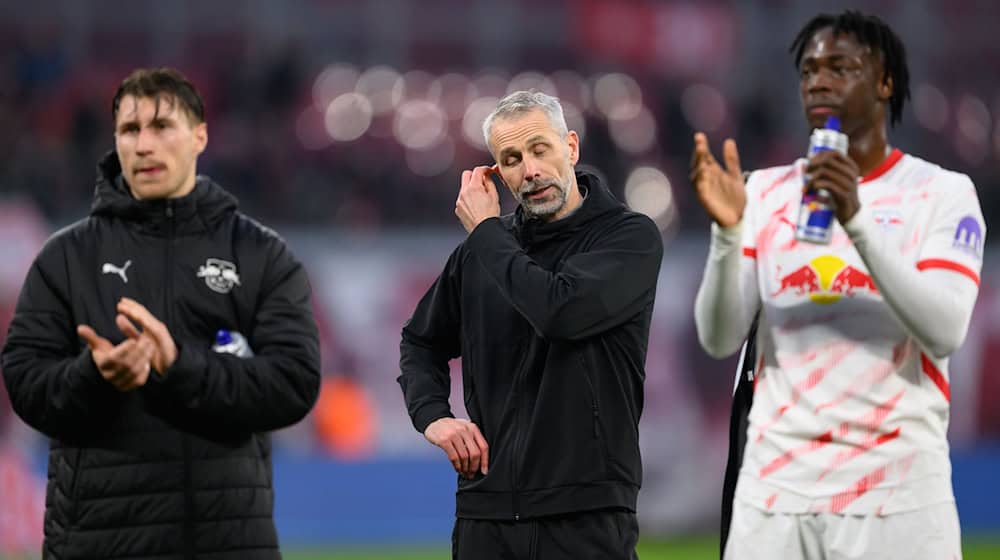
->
[399,91,663,559]
[1,68,320,559]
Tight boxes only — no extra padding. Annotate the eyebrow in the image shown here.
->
[499,134,551,157]
[117,114,177,130]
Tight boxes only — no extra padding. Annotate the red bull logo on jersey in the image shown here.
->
[772,255,879,304]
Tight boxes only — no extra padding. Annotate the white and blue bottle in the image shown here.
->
[795,115,849,244]
[212,329,254,358]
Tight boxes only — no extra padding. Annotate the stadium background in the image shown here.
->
[1,0,999,558]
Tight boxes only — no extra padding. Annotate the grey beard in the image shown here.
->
[520,180,568,219]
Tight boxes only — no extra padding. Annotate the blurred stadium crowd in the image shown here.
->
[1,0,998,232]
[1,0,999,552]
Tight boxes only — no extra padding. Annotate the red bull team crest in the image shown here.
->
[772,255,879,304]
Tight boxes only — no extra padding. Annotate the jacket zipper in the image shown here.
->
[166,202,194,559]
[578,354,607,473]
[510,347,533,522]
[511,374,522,521]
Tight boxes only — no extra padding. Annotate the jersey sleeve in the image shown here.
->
[915,173,985,287]
[694,171,763,358]
[845,170,985,359]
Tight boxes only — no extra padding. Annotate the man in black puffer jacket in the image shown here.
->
[399,91,663,559]
[1,67,320,559]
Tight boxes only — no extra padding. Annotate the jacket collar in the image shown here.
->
[511,169,623,246]
[91,151,238,235]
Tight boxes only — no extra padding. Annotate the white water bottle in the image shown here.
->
[212,329,254,358]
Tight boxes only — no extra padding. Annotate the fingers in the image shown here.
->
[79,327,106,352]
[117,298,176,370]
[722,138,743,178]
[116,313,142,340]
[76,324,109,351]
[690,132,716,168]
[460,170,472,192]
[117,298,161,336]
[689,133,721,187]
[105,337,154,390]
[424,418,490,478]
[469,166,485,191]
[470,423,490,475]
[805,153,858,194]
[442,439,463,473]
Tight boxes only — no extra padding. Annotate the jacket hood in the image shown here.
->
[91,151,238,234]
[511,169,625,246]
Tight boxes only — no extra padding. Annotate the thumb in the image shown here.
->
[77,325,108,351]
[722,138,742,179]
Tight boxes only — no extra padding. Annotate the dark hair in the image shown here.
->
[111,67,205,124]
[790,10,910,127]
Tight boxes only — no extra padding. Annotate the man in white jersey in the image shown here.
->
[690,10,985,560]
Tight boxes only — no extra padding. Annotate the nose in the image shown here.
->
[135,126,154,155]
[523,155,542,182]
[805,68,834,94]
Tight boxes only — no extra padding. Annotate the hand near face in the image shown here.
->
[804,150,861,224]
[424,417,490,479]
[77,324,154,392]
[115,297,178,374]
[689,133,746,228]
[455,165,501,233]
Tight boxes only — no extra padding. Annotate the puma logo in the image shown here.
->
[102,260,132,283]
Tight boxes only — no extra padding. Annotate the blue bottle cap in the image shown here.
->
[215,329,234,346]
[824,115,841,131]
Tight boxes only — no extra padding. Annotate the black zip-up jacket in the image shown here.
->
[398,171,663,520]
[1,153,320,559]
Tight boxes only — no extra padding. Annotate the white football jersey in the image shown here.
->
[734,150,985,514]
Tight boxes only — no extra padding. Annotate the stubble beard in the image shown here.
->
[519,174,571,220]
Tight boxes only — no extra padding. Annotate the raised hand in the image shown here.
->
[455,165,501,233]
[424,417,490,479]
[689,133,747,228]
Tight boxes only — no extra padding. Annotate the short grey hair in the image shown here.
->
[482,90,569,149]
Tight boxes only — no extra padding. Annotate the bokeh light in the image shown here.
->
[324,92,373,142]
[562,101,586,143]
[593,72,643,120]
[507,71,557,96]
[313,63,359,109]
[624,166,677,232]
[429,73,475,121]
[550,70,591,111]
[355,65,404,115]
[463,96,500,150]
[401,70,435,101]
[393,99,447,150]
[406,137,456,178]
[610,106,657,154]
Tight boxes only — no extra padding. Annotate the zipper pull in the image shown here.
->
[166,201,174,218]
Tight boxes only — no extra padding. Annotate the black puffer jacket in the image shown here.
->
[1,153,321,559]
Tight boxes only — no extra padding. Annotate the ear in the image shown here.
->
[566,130,580,166]
[877,75,893,102]
[193,122,208,156]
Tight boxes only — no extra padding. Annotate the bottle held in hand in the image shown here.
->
[795,115,849,244]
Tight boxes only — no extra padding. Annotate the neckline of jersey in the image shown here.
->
[860,148,904,184]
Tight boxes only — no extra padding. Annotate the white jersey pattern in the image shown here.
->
[699,150,986,515]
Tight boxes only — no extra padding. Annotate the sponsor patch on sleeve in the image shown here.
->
[952,215,984,258]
